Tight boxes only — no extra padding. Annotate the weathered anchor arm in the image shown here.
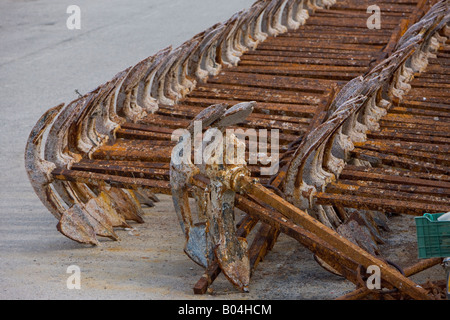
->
[170,101,256,291]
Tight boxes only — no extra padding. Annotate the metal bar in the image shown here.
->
[337,258,444,300]
[237,175,432,300]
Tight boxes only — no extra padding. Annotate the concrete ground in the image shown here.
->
[0,0,444,300]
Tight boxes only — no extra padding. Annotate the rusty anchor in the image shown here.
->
[170,101,256,291]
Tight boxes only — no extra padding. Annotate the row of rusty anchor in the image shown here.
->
[285,0,449,297]
[63,0,421,194]
[24,70,152,245]
[314,18,450,214]
[170,1,449,297]
[25,0,448,299]
[26,0,337,245]
[125,0,336,111]
[169,98,434,299]
[25,0,426,236]
[318,16,450,298]
[283,0,449,232]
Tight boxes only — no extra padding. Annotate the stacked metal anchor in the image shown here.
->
[25,0,450,299]
[26,0,335,245]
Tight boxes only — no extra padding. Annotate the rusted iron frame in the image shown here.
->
[350,146,450,174]
[74,0,422,199]
[26,67,160,244]
[28,0,282,240]
[323,182,450,207]
[185,0,448,296]
[234,190,434,298]
[336,257,443,300]
[268,85,338,188]
[236,175,432,300]
[315,192,450,215]
[281,0,449,231]
[315,8,450,214]
[235,194,363,284]
[24,0,448,297]
[243,88,338,278]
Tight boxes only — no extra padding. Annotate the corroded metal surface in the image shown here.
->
[284,0,449,249]
[25,0,450,299]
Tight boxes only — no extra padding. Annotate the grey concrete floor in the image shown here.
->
[0,0,443,300]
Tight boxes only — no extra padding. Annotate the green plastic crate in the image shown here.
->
[415,213,450,259]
